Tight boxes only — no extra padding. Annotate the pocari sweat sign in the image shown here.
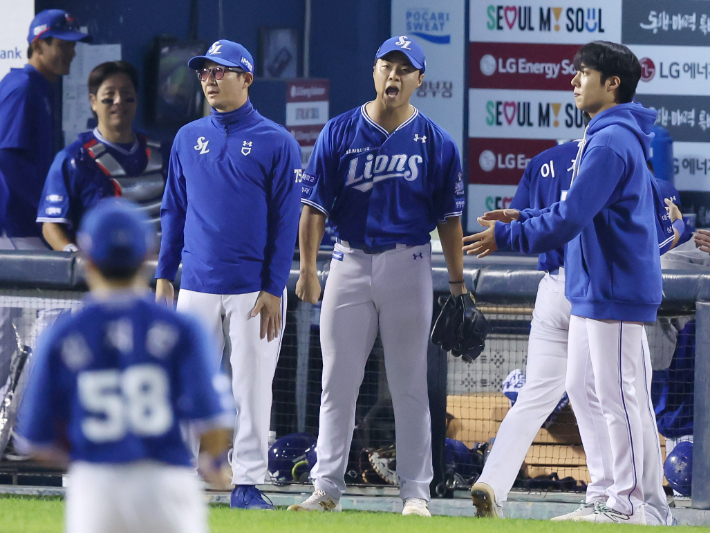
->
[392,0,466,158]
[0,1,34,79]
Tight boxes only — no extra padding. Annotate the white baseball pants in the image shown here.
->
[312,242,434,501]
[66,461,207,533]
[478,272,671,524]
[177,289,285,485]
[567,316,670,523]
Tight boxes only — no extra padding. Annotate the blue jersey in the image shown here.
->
[17,293,231,467]
[509,142,578,272]
[37,129,153,236]
[156,100,302,296]
[653,177,692,246]
[302,105,465,247]
[0,65,55,238]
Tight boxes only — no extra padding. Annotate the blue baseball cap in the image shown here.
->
[77,199,155,271]
[28,9,91,44]
[375,36,426,72]
[188,40,254,74]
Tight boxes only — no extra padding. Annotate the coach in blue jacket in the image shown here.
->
[465,42,662,525]
[155,40,301,510]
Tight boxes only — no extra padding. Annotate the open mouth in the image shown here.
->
[385,86,399,97]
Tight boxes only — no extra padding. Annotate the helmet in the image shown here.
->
[268,433,316,483]
[445,438,473,479]
[664,441,692,496]
[305,443,317,468]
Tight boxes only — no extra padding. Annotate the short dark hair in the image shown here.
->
[27,37,53,59]
[88,61,139,95]
[96,264,142,281]
[573,41,641,104]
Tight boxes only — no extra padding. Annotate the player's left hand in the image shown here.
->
[665,198,682,222]
[695,229,710,254]
[250,291,282,342]
[462,219,498,258]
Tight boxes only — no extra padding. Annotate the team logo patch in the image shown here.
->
[208,42,222,55]
[414,134,426,143]
[194,137,210,154]
[395,36,412,50]
[242,140,252,156]
[332,251,344,261]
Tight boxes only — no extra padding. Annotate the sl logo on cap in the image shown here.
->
[208,42,222,55]
[395,36,412,50]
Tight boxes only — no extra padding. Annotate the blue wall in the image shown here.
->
[36,0,391,140]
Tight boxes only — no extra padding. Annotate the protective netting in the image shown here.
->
[0,289,696,496]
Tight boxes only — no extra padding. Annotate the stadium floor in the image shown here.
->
[1,485,710,528]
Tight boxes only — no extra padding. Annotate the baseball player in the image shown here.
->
[0,9,90,250]
[464,41,664,525]
[155,40,302,510]
[289,36,467,517]
[469,141,678,526]
[16,199,232,533]
[37,61,165,251]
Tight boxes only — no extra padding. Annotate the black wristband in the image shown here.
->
[448,280,465,284]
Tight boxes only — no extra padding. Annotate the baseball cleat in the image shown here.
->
[471,482,504,518]
[402,498,431,517]
[574,503,646,525]
[230,485,274,510]
[287,489,342,512]
[550,500,597,521]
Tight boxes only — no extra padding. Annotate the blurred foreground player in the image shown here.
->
[291,36,467,517]
[17,199,232,533]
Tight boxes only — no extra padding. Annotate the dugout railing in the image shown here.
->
[0,251,706,509]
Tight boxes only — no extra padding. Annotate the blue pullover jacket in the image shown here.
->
[495,103,661,322]
[156,100,302,296]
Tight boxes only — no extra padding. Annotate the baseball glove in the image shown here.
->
[431,293,491,363]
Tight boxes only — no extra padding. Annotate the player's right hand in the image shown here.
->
[695,229,710,254]
[155,278,175,305]
[479,209,520,223]
[296,270,321,304]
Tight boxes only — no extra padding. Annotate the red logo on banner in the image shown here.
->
[639,57,656,82]
[470,42,580,91]
[469,138,557,185]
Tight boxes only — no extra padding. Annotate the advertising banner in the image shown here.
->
[467,184,520,225]
[634,94,710,144]
[286,79,329,166]
[470,0,621,44]
[469,88,584,139]
[630,45,710,95]
[469,138,557,184]
[622,0,710,46]
[471,42,579,91]
[0,1,33,80]
[673,142,710,192]
[392,0,466,155]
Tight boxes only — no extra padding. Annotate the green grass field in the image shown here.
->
[1,496,708,533]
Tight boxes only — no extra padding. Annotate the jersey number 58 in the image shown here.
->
[78,364,173,443]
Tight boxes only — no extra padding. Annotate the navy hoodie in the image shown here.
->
[495,102,661,322]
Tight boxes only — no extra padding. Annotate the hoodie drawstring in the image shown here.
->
[570,126,589,187]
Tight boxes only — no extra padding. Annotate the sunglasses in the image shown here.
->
[196,66,244,82]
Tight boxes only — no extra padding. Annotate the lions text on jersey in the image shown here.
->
[18,294,231,466]
[302,105,464,247]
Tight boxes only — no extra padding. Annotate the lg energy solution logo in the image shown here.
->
[406,8,451,44]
